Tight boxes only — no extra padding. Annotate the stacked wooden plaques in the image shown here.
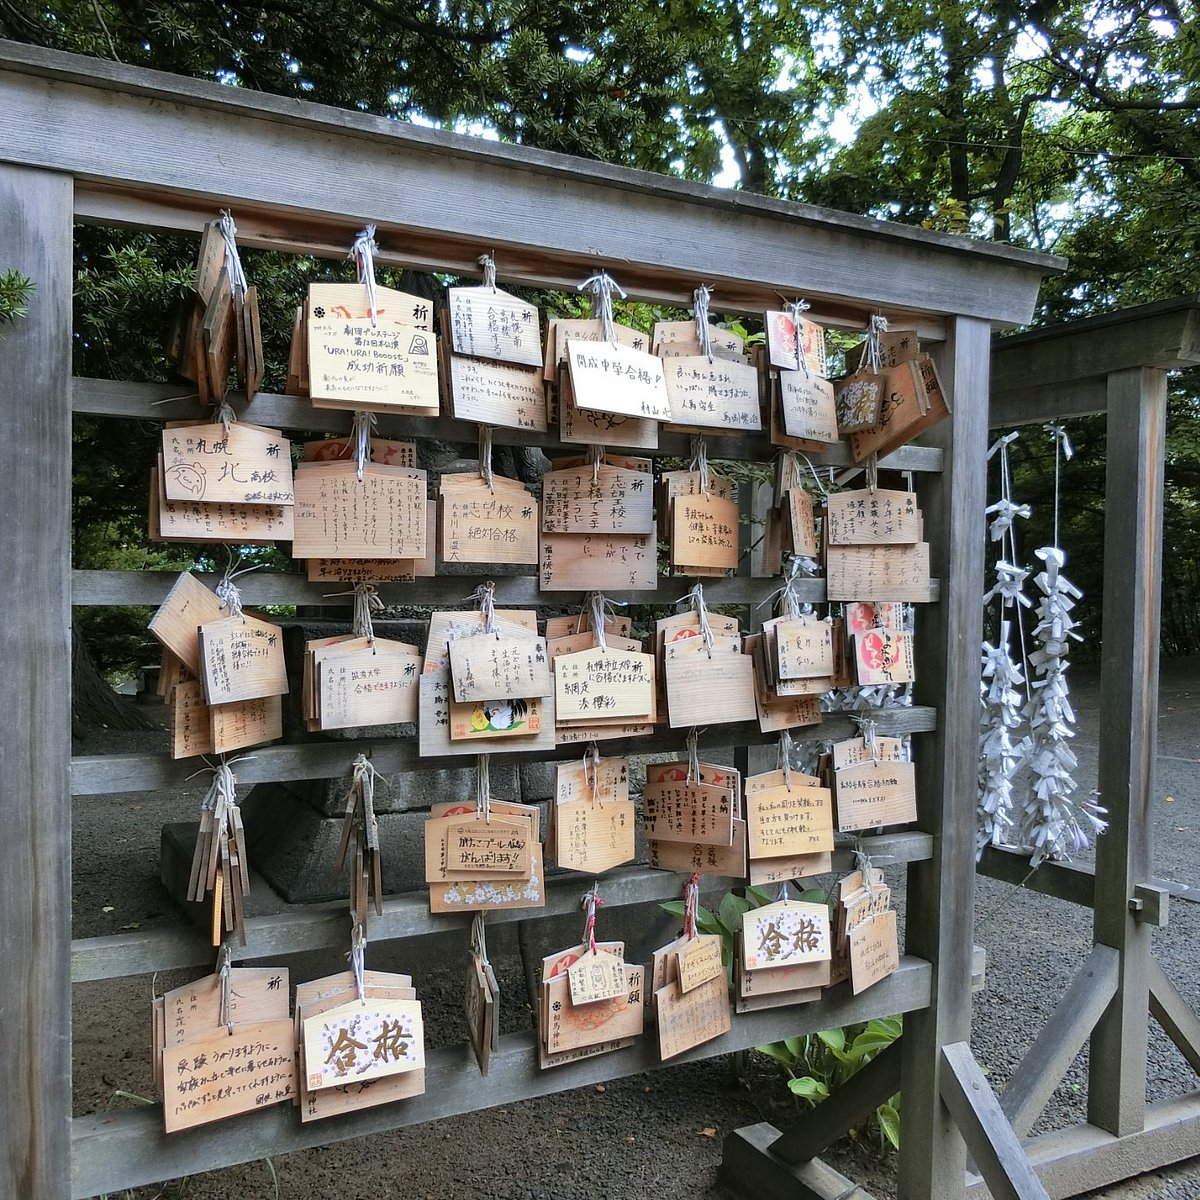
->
[824,487,933,604]
[652,317,762,435]
[548,755,635,873]
[537,938,644,1069]
[547,318,657,447]
[464,921,501,1075]
[552,629,657,739]
[296,970,425,1122]
[167,216,263,406]
[743,768,834,886]
[762,306,837,454]
[440,470,539,567]
[155,967,294,1133]
[303,281,439,415]
[423,797,545,914]
[666,474,740,578]
[302,635,422,731]
[441,279,546,432]
[149,573,284,759]
[154,421,295,544]
[734,896,833,1013]
[649,929,732,1059]
[643,759,747,878]
[831,867,901,995]
[832,734,918,832]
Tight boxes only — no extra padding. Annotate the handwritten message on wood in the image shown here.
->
[542,464,654,535]
[825,542,932,602]
[447,286,541,367]
[826,489,921,545]
[662,357,762,431]
[448,355,546,431]
[566,338,672,421]
[162,423,293,506]
[539,527,658,591]
[292,462,427,559]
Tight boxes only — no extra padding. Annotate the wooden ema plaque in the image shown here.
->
[765,310,827,375]
[557,362,659,450]
[448,695,547,742]
[783,490,818,560]
[541,964,644,1061]
[671,492,738,572]
[834,370,885,434]
[849,355,950,463]
[554,646,655,721]
[773,616,834,680]
[825,542,932,602]
[151,465,294,544]
[652,319,745,362]
[661,356,762,432]
[778,369,838,443]
[846,600,906,634]
[539,526,657,592]
[648,817,747,877]
[567,947,628,1005]
[162,1018,295,1132]
[742,901,831,971]
[643,778,734,847]
[444,815,532,876]
[854,629,915,685]
[449,633,550,703]
[835,758,917,831]
[545,318,648,380]
[832,735,907,771]
[545,611,633,640]
[826,489,921,545]
[210,693,282,754]
[846,328,919,372]
[170,680,213,759]
[745,778,834,859]
[655,971,731,1060]
[849,910,900,994]
[305,501,436,583]
[447,285,542,367]
[423,609,538,673]
[315,639,422,730]
[552,799,636,873]
[419,669,557,758]
[161,423,293,507]
[307,281,433,330]
[303,997,424,1091]
[440,474,539,566]
[292,462,427,559]
[663,636,756,728]
[541,464,654,535]
[676,934,725,993]
[198,614,288,705]
[448,355,546,432]
[565,337,672,422]
[303,436,417,467]
[748,850,831,886]
[465,956,499,1076]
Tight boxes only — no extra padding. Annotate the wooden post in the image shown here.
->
[900,316,992,1199]
[0,164,74,1199]
[1087,366,1167,1137]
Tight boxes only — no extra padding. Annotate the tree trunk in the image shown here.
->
[71,617,161,731]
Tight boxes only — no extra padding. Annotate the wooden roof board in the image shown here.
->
[0,40,1060,327]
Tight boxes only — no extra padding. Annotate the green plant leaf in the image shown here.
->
[877,1101,901,1149]
[660,900,686,919]
[783,1036,805,1058]
[755,1042,797,1068]
[787,1075,830,1101]
[746,884,775,907]
[816,1027,846,1054]
[718,890,752,935]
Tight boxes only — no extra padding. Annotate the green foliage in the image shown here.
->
[0,269,34,326]
[757,1016,904,1152]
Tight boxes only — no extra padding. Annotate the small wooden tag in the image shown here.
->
[643,779,735,847]
[440,474,539,566]
[292,462,427,559]
[558,362,659,450]
[161,422,293,507]
[663,636,756,728]
[846,600,906,634]
[555,647,655,720]
[854,629,915,685]
[542,464,654,535]
[652,319,745,362]
[648,818,747,878]
[303,436,418,467]
[447,286,541,366]
[448,354,546,431]
[152,464,294,544]
[567,948,629,1005]
[745,782,834,858]
[831,736,907,771]
[448,695,546,741]
[198,614,288,705]
[849,356,950,463]
[449,634,550,703]
[655,973,731,1060]
[778,369,838,443]
[148,573,226,676]
[773,616,834,680]
[835,370,885,433]
[671,491,739,571]
[566,338,672,421]
[676,934,724,993]
[826,489,921,545]
[444,816,531,876]
[554,799,636,873]
[742,901,831,970]
[546,318,649,379]
[316,640,422,729]
[825,542,932,602]
[465,958,496,1075]
[210,694,283,754]
[170,680,214,759]
[849,910,900,994]
[835,759,917,831]
[303,998,424,1091]
[765,311,827,375]
[662,356,762,431]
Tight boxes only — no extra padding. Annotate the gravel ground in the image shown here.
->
[70,658,1200,1199]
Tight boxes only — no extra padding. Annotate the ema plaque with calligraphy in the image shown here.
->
[448,354,547,432]
[565,338,673,422]
[161,422,293,507]
[662,356,762,432]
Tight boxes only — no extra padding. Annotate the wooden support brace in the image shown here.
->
[940,1042,1050,1200]
[1148,957,1200,1075]
[721,1123,881,1200]
[976,846,1096,908]
[999,944,1119,1138]
[769,1042,902,1164]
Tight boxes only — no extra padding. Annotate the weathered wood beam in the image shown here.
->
[941,1041,1050,1200]
[976,846,1096,908]
[72,962,937,1198]
[770,1041,902,1164]
[0,42,1056,327]
[1148,958,1200,1076]
[721,1123,882,1200]
[999,945,1119,1138]
[1088,367,1167,1138]
[965,1095,1200,1199]
[0,164,74,1200]
[901,317,993,1199]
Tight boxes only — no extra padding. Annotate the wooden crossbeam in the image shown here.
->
[999,945,1119,1138]
[941,1041,1050,1200]
[770,1041,902,1164]
[721,1123,881,1200]
[976,846,1096,908]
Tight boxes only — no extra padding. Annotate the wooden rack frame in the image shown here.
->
[970,297,1200,1197]
[0,40,1057,1200]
